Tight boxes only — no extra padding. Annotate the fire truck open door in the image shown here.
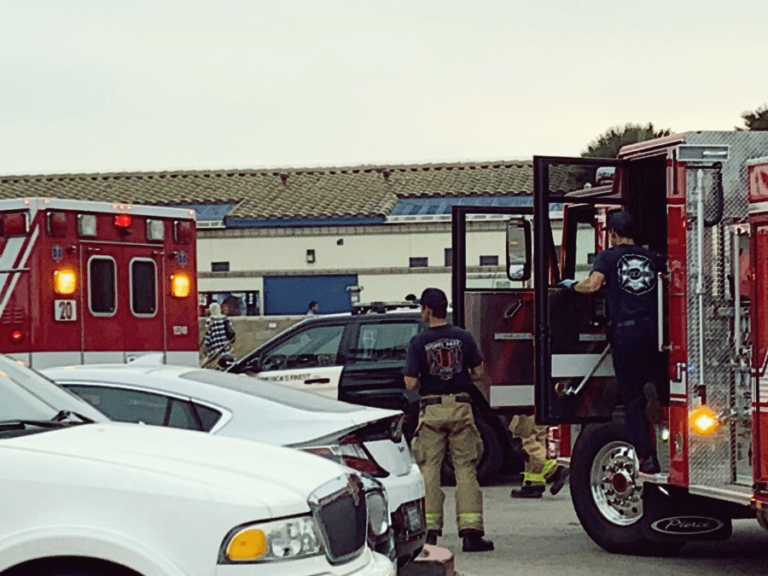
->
[533,156,630,425]
[80,242,166,363]
[451,205,534,411]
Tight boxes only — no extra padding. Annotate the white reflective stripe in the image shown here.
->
[669,376,685,396]
[165,351,200,367]
[749,200,768,214]
[0,225,39,318]
[489,385,534,408]
[29,352,83,369]
[551,354,615,378]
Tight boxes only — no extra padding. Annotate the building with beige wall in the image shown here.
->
[0,160,570,315]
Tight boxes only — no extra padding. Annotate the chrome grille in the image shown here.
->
[308,474,367,564]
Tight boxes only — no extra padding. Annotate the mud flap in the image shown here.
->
[641,484,733,542]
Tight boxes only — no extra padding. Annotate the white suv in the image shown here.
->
[0,356,394,576]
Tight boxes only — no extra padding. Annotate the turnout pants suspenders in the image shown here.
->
[412,393,484,534]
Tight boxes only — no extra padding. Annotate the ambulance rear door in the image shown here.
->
[80,238,165,363]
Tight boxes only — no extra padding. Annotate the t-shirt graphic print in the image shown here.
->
[617,253,656,295]
[426,338,464,380]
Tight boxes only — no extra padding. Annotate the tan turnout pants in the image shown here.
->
[509,414,556,485]
[412,394,484,534]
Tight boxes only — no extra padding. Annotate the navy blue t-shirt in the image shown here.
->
[403,324,483,396]
[592,243,660,325]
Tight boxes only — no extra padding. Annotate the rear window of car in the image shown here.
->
[180,370,359,413]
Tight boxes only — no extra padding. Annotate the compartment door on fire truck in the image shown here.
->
[81,244,164,363]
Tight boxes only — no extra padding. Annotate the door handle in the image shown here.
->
[304,378,331,385]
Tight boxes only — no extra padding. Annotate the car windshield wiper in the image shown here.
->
[0,410,95,430]
[50,410,95,424]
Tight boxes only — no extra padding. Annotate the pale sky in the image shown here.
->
[1,0,766,175]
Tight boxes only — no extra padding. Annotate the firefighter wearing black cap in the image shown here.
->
[560,211,662,474]
[404,287,494,552]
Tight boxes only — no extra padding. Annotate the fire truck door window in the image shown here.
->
[349,322,419,363]
[574,222,596,281]
[88,257,117,315]
[64,384,167,426]
[192,403,223,432]
[261,325,344,371]
[130,259,157,316]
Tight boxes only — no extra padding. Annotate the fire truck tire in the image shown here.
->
[571,421,685,555]
[440,414,503,486]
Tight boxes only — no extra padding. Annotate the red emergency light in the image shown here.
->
[10,330,23,344]
[115,215,133,228]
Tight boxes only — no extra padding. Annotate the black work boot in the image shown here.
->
[461,530,494,552]
[425,530,441,546]
[548,466,569,496]
[510,482,545,498]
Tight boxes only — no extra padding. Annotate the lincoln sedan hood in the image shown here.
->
[1,422,346,516]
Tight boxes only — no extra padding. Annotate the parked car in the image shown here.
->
[0,354,395,576]
[225,301,521,484]
[44,363,426,566]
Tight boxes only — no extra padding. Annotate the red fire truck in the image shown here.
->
[454,131,768,552]
[0,198,199,369]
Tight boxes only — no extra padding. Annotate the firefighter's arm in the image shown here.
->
[573,271,605,294]
[404,376,419,390]
[469,362,485,383]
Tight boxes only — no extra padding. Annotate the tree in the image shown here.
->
[582,123,672,159]
[739,105,768,131]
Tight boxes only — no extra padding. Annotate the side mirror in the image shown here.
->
[506,217,532,282]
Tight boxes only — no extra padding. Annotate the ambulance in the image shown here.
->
[0,198,198,368]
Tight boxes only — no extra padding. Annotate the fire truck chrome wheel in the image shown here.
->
[590,440,643,526]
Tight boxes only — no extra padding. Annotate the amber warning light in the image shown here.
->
[170,273,191,298]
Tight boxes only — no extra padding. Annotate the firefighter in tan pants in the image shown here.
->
[509,414,568,498]
[404,288,494,553]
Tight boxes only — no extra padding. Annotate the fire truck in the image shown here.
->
[453,131,768,552]
[0,198,199,369]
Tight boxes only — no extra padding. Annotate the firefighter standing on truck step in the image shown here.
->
[559,211,662,474]
[404,287,494,553]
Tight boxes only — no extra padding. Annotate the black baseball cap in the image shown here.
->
[417,288,448,309]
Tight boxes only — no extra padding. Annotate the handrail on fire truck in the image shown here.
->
[564,344,611,396]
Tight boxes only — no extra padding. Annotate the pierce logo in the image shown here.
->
[651,516,723,535]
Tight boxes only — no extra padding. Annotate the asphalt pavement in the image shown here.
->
[421,477,768,576]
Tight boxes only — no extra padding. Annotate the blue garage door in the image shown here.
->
[263,274,358,315]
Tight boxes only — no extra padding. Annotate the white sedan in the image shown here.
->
[43,363,427,566]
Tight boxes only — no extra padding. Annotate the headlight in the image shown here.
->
[221,515,323,563]
[366,489,390,538]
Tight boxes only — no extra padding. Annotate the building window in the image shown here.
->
[444,248,453,267]
[410,257,428,268]
[211,262,229,272]
[480,255,499,266]
[200,291,261,316]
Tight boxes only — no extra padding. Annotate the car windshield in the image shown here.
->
[0,357,108,424]
[180,369,359,413]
